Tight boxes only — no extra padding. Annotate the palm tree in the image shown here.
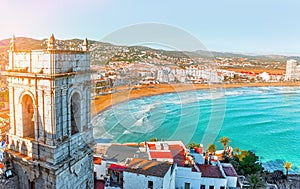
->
[207,144,216,155]
[187,142,196,149]
[219,136,230,154]
[283,162,292,179]
[234,147,241,156]
[150,137,158,142]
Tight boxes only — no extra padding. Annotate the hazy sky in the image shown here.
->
[1,0,300,55]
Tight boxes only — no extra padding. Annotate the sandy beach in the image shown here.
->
[91,82,300,116]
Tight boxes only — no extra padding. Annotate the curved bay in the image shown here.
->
[93,86,300,173]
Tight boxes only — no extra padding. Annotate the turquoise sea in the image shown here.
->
[92,86,300,173]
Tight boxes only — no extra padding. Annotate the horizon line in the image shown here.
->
[0,36,300,57]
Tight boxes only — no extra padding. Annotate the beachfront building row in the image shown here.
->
[91,63,225,96]
[94,141,243,189]
[91,61,286,96]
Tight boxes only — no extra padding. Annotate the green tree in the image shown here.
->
[187,142,196,149]
[238,151,264,175]
[187,142,200,149]
[207,144,216,155]
[219,136,230,154]
[236,150,248,161]
[150,137,157,142]
[283,162,292,179]
[234,147,241,156]
[267,170,283,187]
[246,173,266,189]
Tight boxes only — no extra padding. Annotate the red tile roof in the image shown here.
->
[149,151,173,159]
[194,147,203,154]
[197,164,224,178]
[94,157,102,165]
[148,143,156,150]
[108,164,127,172]
[123,143,139,147]
[139,142,146,147]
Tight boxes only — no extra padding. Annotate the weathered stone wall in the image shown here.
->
[5,47,93,189]
[8,148,93,189]
[54,52,90,74]
[55,151,94,189]
[7,50,89,75]
[0,175,19,189]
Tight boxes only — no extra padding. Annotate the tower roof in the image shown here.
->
[47,34,56,50]
[83,38,88,46]
[10,34,16,43]
[49,34,55,44]
[82,37,89,51]
[10,34,16,51]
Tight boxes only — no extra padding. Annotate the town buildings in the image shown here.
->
[90,60,285,97]
[94,141,243,189]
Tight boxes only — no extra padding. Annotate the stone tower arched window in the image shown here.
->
[71,92,81,135]
[22,94,35,138]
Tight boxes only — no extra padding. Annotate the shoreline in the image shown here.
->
[91,82,300,117]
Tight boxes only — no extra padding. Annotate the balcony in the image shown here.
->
[7,134,34,158]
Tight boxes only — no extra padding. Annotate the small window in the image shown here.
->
[200,185,205,189]
[29,180,35,189]
[148,181,153,189]
[220,187,225,189]
[185,182,191,189]
[209,186,214,189]
[22,94,35,138]
[71,93,80,135]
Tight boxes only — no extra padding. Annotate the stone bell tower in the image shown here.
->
[3,34,94,188]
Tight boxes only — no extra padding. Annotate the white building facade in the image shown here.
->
[286,59,300,81]
[123,158,176,189]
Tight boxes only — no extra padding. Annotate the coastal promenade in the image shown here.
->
[91,82,300,116]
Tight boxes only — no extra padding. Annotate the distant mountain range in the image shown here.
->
[0,37,299,65]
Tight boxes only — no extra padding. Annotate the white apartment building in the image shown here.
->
[123,158,176,189]
[286,59,300,81]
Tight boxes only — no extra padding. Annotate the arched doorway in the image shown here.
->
[22,94,34,138]
[71,92,81,135]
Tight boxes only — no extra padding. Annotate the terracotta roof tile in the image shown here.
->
[149,151,173,159]
[197,164,224,178]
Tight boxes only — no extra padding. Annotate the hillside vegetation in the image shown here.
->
[0,37,298,71]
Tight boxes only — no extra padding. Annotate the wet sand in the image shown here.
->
[91,82,300,117]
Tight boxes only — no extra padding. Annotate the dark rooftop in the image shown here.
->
[104,144,148,163]
[94,180,105,189]
[222,163,238,177]
[197,164,225,178]
[125,158,172,178]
